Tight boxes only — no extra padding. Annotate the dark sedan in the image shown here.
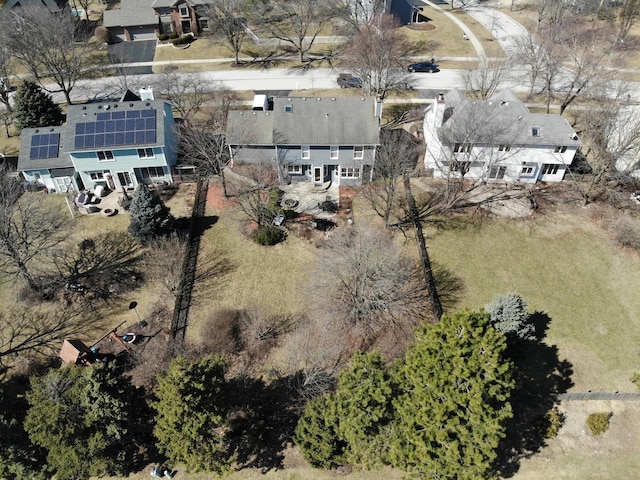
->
[407,61,439,73]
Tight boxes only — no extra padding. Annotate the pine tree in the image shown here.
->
[152,355,231,474]
[13,80,63,130]
[485,293,535,343]
[389,310,515,480]
[128,183,175,245]
[24,363,136,480]
[333,350,395,467]
[294,394,346,469]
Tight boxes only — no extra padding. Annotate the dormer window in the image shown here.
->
[532,127,541,137]
[284,104,293,113]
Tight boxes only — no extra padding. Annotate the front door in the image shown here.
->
[117,171,133,189]
[313,166,322,185]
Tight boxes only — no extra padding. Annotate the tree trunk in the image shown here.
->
[403,175,443,321]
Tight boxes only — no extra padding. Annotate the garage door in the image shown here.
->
[129,26,157,41]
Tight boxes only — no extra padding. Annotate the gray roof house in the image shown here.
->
[423,89,581,183]
[1,0,68,13]
[103,0,211,42]
[226,96,383,187]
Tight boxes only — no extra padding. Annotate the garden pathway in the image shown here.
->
[558,392,640,401]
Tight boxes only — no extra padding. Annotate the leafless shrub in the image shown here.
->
[611,215,640,249]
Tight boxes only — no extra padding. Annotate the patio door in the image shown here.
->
[117,171,133,190]
[54,177,74,193]
[313,166,322,185]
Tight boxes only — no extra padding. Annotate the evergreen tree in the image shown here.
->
[128,183,175,245]
[390,310,514,480]
[152,354,231,474]
[333,350,395,467]
[294,394,346,469]
[13,80,63,130]
[485,293,535,343]
[24,363,136,480]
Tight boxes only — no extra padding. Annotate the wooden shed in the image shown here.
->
[59,339,96,366]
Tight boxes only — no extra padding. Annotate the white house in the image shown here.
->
[423,89,581,183]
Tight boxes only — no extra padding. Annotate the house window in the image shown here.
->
[340,167,361,178]
[532,127,541,137]
[199,19,209,31]
[554,145,568,153]
[158,7,171,15]
[179,5,189,17]
[498,144,511,152]
[330,146,339,159]
[541,163,559,175]
[353,146,364,159]
[89,170,109,181]
[139,167,165,178]
[287,165,302,175]
[521,164,535,175]
[489,165,506,179]
[301,146,310,159]
[451,161,471,173]
[453,143,472,153]
[97,150,114,161]
[138,148,155,159]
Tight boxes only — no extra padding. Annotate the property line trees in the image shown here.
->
[128,184,175,245]
[295,310,515,478]
[252,0,335,63]
[341,14,422,99]
[0,5,95,105]
[13,80,63,130]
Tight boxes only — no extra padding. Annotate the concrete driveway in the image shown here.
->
[108,40,157,75]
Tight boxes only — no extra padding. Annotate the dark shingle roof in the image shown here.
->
[2,0,68,13]
[103,0,157,28]
[227,96,381,146]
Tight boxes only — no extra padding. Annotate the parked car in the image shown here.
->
[407,61,439,73]
[337,73,363,88]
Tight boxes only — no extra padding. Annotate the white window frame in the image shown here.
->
[137,148,155,159]
[554,145,568,153]
[330,145,339,159]
[301,145,310,159]
[89,170,109,181]
[521,164,535,175]
[97,150,114,161]
[353,146,364,159]
[179,5,189,17]
[287,165,302,175]
[453,143,472,154]
[340,167,361,178]
[532,127,541,137]
[498,144,511,152]
[489,165,506,179]
[541,163,559,175]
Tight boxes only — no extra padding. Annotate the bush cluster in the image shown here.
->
[172,35,195,45]
[586,412,612,435]
[611,216,640,249]
[539,407,563,439]
[158,32,179,41]
[251,225,285,245]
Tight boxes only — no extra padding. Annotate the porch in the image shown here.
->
[280,182,340,218]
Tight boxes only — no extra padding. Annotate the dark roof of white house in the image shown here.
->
[226,96,381,146]
[439,89,581,147]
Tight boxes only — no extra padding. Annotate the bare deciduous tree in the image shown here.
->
[204,0,249,65]
[0,168,69,292]
[157,71,215,123]
[337,0,385,27]
[254,0,335,62]
[460,56,512,100]
[311,224,428,341]
[230,163,280,227]
[0,45,14,113]
[342,14,423,98]
[0,5,95,104]
[618,0,640,40]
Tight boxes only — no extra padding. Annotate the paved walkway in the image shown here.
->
[558,392,640,401]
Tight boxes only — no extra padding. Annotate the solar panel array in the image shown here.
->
[30,133,60,160]
[74,109,157,150]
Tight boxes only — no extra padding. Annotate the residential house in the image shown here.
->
[389,0,430,25]
[423,89,581,183]
[1,0,68,14]
[18,89,179,193]
[103,0,211,42]
[226,96,382,187]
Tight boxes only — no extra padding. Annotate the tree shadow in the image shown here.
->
[495,311,574,478]
[194,214,219,235]
[225,375,301,472]
[432,262,465,312]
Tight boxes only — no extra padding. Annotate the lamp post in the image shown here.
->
[129,301,147,328]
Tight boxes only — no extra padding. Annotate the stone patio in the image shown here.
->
[280,182,340,218]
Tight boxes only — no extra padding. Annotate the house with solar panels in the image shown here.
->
[18,90,179,194]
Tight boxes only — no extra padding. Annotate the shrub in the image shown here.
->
[586,412,612,435]
[268,187,283,211]
[250,225,285,245]
[539,407,563,439]
[158,33,168,41]
[172,35,195,45]
[169,32,179,39]
[94,25,111,44]
[612,216,640,249]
